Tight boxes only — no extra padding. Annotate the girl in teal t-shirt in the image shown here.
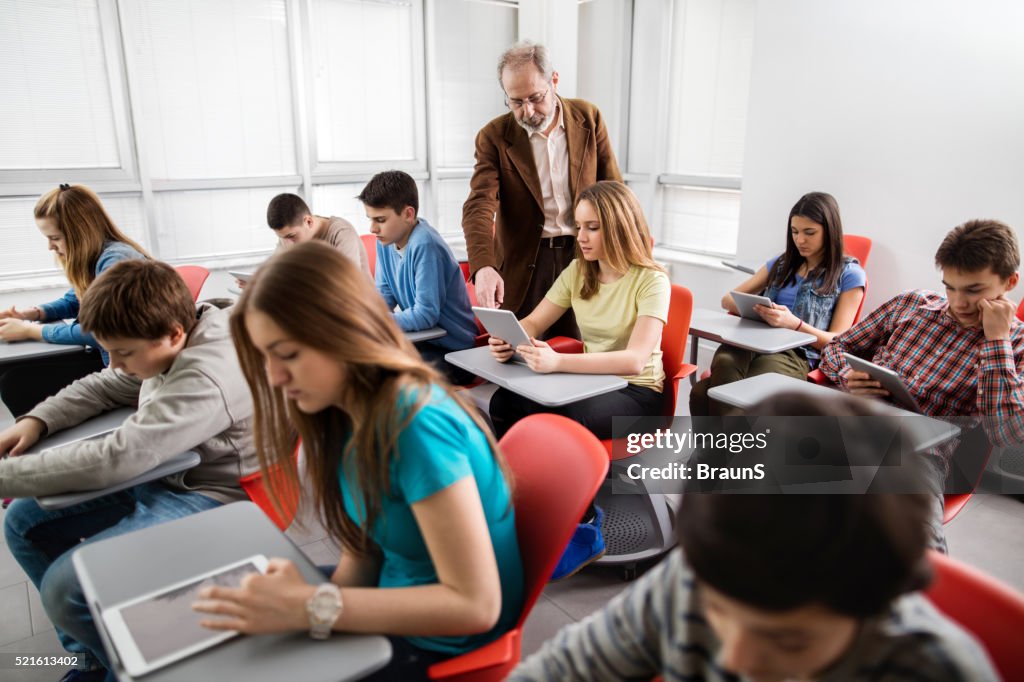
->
[196,241,524,680]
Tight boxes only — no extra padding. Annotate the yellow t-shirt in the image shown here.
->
[545,261,669,391]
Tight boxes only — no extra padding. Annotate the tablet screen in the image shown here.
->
[108,558,264,670]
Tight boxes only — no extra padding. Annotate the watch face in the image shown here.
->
[311,591,339,622]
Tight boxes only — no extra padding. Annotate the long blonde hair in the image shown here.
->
[575,181,663,299]
[33,185,149,297]
[230,241,510,556]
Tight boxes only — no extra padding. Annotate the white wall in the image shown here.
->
[732,0,1024,310]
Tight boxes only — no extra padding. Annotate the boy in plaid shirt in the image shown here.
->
[821,219,1023,549]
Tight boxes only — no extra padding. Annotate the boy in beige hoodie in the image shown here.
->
[0,259,257,681]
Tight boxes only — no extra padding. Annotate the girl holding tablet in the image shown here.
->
[196,242,523,680]
[689,191,866,416]
[0,184,148,416]
[485,181,669,579]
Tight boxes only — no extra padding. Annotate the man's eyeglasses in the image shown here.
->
[505,86,550,111]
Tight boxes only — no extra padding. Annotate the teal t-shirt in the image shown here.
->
[338,385,524,654]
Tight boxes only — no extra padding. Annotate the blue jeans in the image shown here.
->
[3,482,222,672]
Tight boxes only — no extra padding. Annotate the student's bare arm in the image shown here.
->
[722,267,769,314]
[520,316,664,376]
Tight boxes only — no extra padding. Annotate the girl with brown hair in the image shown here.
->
[486,180,670,579]
[0,184,148,416]
[194,241,523,681]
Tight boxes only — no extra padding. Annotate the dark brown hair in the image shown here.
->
[766,192,846,296]
[230,241,509,556]
[34,184,150,298]
[79,260,197,340]
[935,219,1020,280]
[357,170,419,217]
[266,193,312,230]
[678,392,933,618]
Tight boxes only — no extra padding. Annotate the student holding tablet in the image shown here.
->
[0,184,148,416]
[0,260,256,682]
[199,242,524,680]
[821,219,1024,551]
[690,192,866,416]
[486,181,668,579]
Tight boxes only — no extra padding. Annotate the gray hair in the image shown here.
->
[496,40,554,83]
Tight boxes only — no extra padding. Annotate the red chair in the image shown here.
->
[239,441,301,531]
[361,234,377,277]
[924,549,1024,679]
[843,234,872,267]
[427,414,609,681]
[175,265,209,301]
[459,261,472,282]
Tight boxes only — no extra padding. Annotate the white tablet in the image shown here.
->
[843,353,922,412]
[730,291,774,321]
[101,555,268,677]
[472,307,534,364]
[228,271,253,283]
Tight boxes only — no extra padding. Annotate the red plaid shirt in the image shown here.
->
[821,290,1024,450]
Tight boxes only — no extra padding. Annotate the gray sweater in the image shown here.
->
[0,304,257,503]
[510,550,998,682]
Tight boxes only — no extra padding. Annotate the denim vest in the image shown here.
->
[763,255,860,367]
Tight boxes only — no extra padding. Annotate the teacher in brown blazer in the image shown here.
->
[462,40,622,339]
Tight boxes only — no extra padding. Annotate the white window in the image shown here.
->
[653,0,755,257]
[310,0,424,171]
[119,0,296,180]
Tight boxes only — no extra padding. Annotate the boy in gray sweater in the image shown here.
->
[510,393,998,682]
[0,259,257,681]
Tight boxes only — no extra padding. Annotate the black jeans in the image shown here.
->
[0,348,105,417]
[489,382,664,440]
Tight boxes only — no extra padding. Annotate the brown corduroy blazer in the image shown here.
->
[461,97,622,314]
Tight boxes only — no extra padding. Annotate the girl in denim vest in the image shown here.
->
[690,192,866,416]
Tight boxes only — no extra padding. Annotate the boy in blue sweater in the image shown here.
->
[358,171,478,384]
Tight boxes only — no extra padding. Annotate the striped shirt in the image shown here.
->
[819,290,1024,456]
[509,550,998,682]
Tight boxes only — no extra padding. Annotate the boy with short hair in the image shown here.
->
[265,192,370,276]
[0,259,257,681]
[357,170,478,384]
[509,393,999,682]
[820,219,1024,549]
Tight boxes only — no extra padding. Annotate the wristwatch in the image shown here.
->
[306,583,343,640]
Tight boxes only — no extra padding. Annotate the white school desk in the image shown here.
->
[445,345,626,407]
[0,339,87,365]
[707,373,961,452]
[73,502,392,682]
[720,259,759,275]
[688,308,817,385]
[406,327,447,343]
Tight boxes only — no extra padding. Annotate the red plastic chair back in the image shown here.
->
[925,549,1024,679]
[661,284,696,418]
[1017,299,1024,322]
[175,265,209,302]
[427,414,609,681]
[459,261,472,282]
[843,234,872,267]
[239,442,301,531]
[361,234,377,277]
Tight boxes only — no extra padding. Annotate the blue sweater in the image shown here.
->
[39,241,147,363]
[375,218,477,352]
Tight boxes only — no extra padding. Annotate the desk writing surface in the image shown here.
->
[0,339,85,364]
[37,451,201,510]
[721,259,759,275]
[22,407,135,455]
[445,345,626,407]
[406,327,447,343]
[689,308,817,354]
[707,373,961,452]
[73,502,391,682]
